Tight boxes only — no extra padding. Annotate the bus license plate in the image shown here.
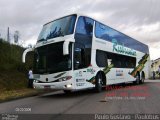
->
[44,85,51,89]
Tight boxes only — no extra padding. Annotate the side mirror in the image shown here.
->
[22,48,34,63]
[63,41,69,55]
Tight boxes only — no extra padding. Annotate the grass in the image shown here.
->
[0,88,39,102]
[0,39,36,101]
[0,71,28,91]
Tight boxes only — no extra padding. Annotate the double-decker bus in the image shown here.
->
[22,14,150,93]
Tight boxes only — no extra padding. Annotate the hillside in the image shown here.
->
[0,39,34,91]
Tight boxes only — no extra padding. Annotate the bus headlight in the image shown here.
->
[66,84,72,88]
[34,80,39,83]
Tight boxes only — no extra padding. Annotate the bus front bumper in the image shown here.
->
[33,81,73,90]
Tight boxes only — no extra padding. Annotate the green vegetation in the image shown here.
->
[0,38,34,91]
[0,88,39,101]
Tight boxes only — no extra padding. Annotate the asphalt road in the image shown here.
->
[0,80,160,120]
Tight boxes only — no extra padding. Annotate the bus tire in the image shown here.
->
[134,73,140,85]
[140,72,145,84]
[63,90,71,94]
[95,73,103,92]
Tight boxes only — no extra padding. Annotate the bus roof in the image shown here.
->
[43,13,149,53]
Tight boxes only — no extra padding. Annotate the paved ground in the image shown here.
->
[0,80,160,120]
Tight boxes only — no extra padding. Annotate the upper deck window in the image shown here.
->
[37,15,77,42]
[75,16,94,36]
[95,22,149,53]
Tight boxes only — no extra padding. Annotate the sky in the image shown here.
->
[0,0,160,60]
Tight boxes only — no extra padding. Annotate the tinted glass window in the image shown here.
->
[74,42,93,70]
[75,16,94,47]
[38,15,77,42]
[96,50,136,68]
[74,16,94,70]
[96,23,121,43]
[96,50,108,67]
[75,16,94,36]
[74,43,85,70]
[95,22,149,53]
[33,42,72,74]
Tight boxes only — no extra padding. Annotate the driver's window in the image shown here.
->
[74,43,85,70]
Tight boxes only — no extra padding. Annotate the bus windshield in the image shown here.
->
[37,15,77,42]
[33,42,72,74]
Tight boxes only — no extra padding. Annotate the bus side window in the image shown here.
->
[74,16,94,46]
[75,16,94,36]
[74,16,94,68]
[96,50,108,67]
[74,43,85,70]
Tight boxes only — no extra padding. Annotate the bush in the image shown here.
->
[0,38,34,91]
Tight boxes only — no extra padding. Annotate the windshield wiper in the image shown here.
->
[38,38,46,42]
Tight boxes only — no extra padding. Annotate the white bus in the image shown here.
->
[22,14,150,93]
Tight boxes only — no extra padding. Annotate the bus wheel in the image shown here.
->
[63,90,71,94]
[134,73,140,85]
[95,73,103,92]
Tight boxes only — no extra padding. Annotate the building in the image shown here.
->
[151,58,160,78]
